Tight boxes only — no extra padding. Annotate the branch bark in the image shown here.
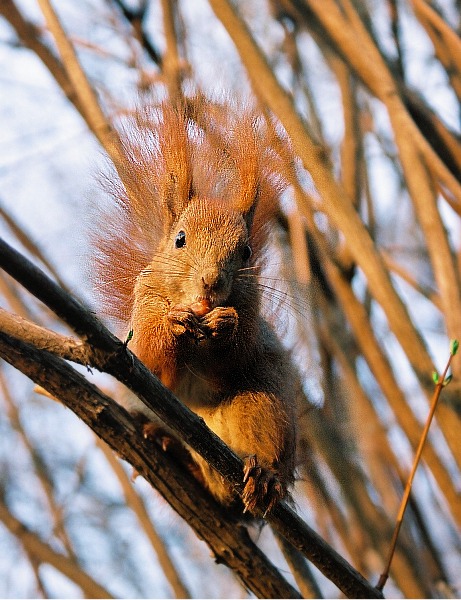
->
[0,238,383,599]
[0,331,301,600]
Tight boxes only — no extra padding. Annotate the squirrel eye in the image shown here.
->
[175,230,186,249]
[242,245,252,261]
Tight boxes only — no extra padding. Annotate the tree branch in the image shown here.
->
[0,497,113,599]
[0,308,89,364]
[0,331,301,599]
[0,238,383,598]
[36,0,124,167]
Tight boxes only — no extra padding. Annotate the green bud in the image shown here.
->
[443,374,453,387]
[450,339,459,356]
[432,371,439,384]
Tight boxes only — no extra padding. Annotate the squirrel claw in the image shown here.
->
[168,306,201,338]
[200,306,238,340]
[241,455,285,516]
[243,454,257,483]
[141,422,171,452]
[140,420,205,484]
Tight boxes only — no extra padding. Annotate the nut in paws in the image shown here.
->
[200,306,238,339]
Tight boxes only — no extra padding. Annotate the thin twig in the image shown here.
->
[376,341,458,591]
[0,497,113,598]
[109,0,162,66]
[36,0,123,167]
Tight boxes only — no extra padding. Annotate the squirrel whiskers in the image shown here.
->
[92,99,298,515]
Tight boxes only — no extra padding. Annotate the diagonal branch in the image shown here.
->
[0,238,383,598]
[0,308,89,363]
[36,0,124,167]
[0,331,301,600]
[0,497,113,599]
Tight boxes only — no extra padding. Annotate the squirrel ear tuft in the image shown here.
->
[239,189,259,233]
[230,113,260,229]
[161,170,193,225]
[158,104,193,227]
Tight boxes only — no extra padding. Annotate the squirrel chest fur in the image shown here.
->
[94,101,297,513]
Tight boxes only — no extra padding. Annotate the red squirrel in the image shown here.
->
[93,100,298,514]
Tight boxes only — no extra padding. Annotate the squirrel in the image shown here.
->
[93,99,298,515]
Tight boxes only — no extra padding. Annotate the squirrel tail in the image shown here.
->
[90,97,289,325]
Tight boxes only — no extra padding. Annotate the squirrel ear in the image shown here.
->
[227,108,261,231]
[237,189,259,232]
[158,104,193,227]
[161,170,193,226]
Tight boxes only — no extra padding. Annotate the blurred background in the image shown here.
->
[1,0,461,597]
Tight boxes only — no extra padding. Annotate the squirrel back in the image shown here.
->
[93,99,298,513]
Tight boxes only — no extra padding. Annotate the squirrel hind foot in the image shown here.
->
[133,414,206,486]
[242,455,286,517]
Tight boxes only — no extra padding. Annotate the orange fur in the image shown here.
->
[92,98,297,514]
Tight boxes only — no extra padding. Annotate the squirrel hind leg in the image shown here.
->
[132,412,206,486]
[242,455,288,516]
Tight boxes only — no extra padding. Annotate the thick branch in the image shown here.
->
[0,308,89,364]
[0,239,383,598]
[0,331,300,600]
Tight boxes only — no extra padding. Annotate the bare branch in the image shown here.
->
[0,308,89,364]
[36,0,124,167]
[0,498,113,598]
[0,239,384,598]
[0,331,302,599]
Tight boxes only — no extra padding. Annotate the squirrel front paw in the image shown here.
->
[199,306,238,340]
[168,306,202,339]
[168,305,238,341]
[242,455,286,516]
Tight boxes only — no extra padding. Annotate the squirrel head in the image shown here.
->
[92,98,287,324]
[155,197,254,312]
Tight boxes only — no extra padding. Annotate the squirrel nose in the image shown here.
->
[201,271,222,292]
